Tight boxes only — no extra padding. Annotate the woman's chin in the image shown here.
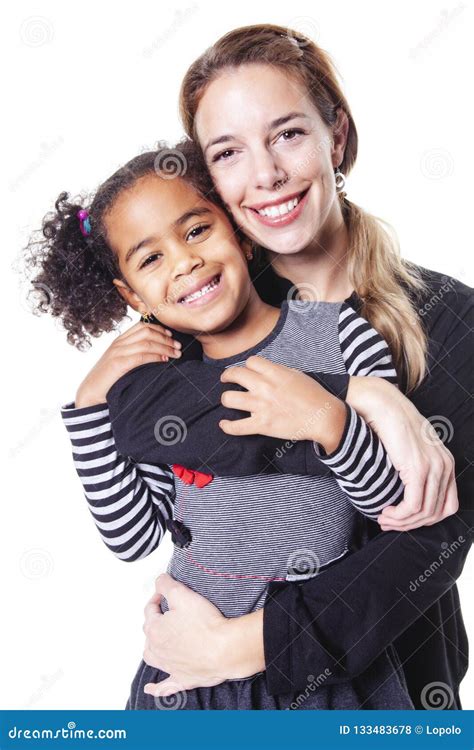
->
[256,227,317,257]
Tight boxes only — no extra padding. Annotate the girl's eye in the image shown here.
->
[212,149,236,163]
[140,252,162,269]
[186,223,211,241]
[278,128,305,142]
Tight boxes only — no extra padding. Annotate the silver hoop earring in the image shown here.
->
[334,167,346,193]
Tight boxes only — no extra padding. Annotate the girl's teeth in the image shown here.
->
[258,196,299,218]
[180,276,220,303]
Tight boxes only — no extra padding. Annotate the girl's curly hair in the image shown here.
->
[21,139,225,350]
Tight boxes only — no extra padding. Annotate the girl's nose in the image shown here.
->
[172,250,204,281]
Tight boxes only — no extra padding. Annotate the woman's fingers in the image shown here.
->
[144,590,163,620]
[379,446,455,529]
[379,472,426,520]
[379,467,458,531]
[144,679,186,697]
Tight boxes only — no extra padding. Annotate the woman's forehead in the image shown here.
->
[196,64,314,141]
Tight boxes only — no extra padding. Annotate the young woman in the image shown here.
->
[27,24,470,708]
[135,25,472,709]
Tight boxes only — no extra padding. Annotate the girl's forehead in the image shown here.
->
[105,175,213,252]
[112,175,203,223]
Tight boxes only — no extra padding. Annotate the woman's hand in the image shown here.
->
[347,376,458,531]
[142,574,264,697]
[75,321,182,408]
[219,355,347,454]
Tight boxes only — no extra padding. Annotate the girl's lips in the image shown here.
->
[178,273,224,308]
[245,188,310,228]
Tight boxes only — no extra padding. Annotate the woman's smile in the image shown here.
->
[244,187,311,229]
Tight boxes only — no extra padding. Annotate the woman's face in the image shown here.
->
[195,63,346,256]
[107,174,253,336]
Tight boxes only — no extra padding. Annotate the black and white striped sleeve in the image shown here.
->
[311,303,404,519]
[313,403,404,519]
[338,302,398,383]
[61,401,175,561]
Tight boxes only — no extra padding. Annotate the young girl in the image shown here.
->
[26,141,413,709]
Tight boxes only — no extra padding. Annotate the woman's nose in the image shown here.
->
[251,147,288,191]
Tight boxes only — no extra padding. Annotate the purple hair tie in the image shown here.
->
[77,209,91,236]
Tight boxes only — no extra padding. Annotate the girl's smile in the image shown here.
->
[176,271,224,307]
[106,172,280,359]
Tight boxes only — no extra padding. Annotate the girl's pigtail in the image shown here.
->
[23,191,128,350]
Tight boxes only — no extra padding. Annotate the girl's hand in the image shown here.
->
[75,321,182,408]
[141,574,263,697]
[219,356,347,453]
[346,377,458,532]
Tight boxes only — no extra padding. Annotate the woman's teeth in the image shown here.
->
[257,196,300,218]
[179,275,220,304]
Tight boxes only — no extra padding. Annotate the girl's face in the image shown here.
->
[195,63,347,255]
[106,174,253,336]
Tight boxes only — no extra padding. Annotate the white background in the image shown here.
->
[2,0,472,709]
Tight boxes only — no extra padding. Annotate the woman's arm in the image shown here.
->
[140,283,472,697]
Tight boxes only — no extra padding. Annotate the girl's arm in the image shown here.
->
[61,400,175,561]
[105,303,404,520]
[309,301,405,518]
[62,320,183,561]
[105,358,349,478]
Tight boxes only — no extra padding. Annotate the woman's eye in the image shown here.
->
[212,149,236,163]
[278,128,305,142]
[140,252,161,269]
[186,224,211,241]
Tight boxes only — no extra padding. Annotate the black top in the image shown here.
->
[251,263,473,709]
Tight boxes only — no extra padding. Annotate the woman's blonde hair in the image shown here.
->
[179,24,428,392]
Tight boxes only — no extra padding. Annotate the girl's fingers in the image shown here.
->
[119,320,180,347]
[116,342,182,360]
[219,417,257,436]
[220,390,255,413]
[220,365,262,392]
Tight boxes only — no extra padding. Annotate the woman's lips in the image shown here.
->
[245,188,310,228]
[177,273,224,308]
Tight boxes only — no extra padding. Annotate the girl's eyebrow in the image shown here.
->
[204,112,310,154]
[125,207,212,264]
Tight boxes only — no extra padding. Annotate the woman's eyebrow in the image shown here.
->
[125,207,212,263]
[204,112,310,153]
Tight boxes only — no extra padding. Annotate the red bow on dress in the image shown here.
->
[171,464,214,488]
